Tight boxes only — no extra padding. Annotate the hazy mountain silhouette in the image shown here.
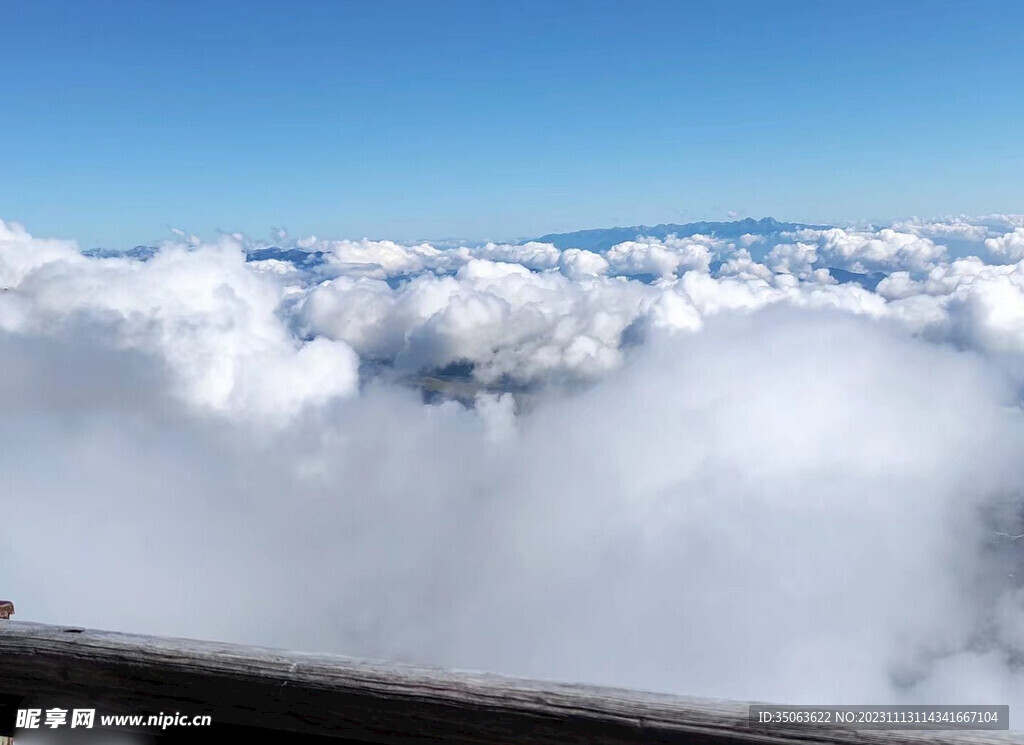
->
[532,217,829,252]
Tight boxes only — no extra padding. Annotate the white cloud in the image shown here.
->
[986,229,1024,263]
[559,248,609,279]
[0,218,85,289]
[6,215,1024,724]
[605,234,714,278]
[766,241,818,277]
[784,227,947,273]
[474,240,562,271]
[0,224,360,420]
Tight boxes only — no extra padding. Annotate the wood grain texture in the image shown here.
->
[0,621,1020,744]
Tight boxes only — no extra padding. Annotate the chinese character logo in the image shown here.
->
[72,709,96,729]
[15,709,41,729]
[44,708,68,729]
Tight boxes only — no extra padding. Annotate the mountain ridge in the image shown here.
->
[531,217,830,252]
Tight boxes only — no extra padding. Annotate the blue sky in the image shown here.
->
[2,0,1023,248]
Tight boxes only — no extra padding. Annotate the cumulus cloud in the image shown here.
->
[781,227,947,273]
[6,215,1024,723]
[0,221,360,420]
[604,234,715,278]
[559,248,609,279]
[986,229,1024,263]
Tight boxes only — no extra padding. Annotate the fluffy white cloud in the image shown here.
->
[473,240,563,271]
[0,223,359,420]
[784,227,947,273]
[7,214,1024,724]
[317,238,464,278]
[604,234,715,278]
[986,229,1024,263]
[559,248,609,279]
[891,216,991,243]
[766,241,818,277]
[0,219,85,288]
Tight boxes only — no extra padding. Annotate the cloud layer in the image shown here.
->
[5,215,1024,720]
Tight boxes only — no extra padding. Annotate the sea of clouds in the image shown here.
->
[5,214,1024,718]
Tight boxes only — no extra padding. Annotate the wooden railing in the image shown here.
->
[0,621,1019,744]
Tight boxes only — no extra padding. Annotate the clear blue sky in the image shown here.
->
[2,0,1023,248]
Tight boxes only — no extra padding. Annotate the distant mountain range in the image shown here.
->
[83,217,832,262]
[532,217,830,252]
[84,217,832,262]
[82,245,161,260]
[79,217,887,291]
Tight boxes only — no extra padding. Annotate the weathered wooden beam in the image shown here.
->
[0,621,1019,744]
